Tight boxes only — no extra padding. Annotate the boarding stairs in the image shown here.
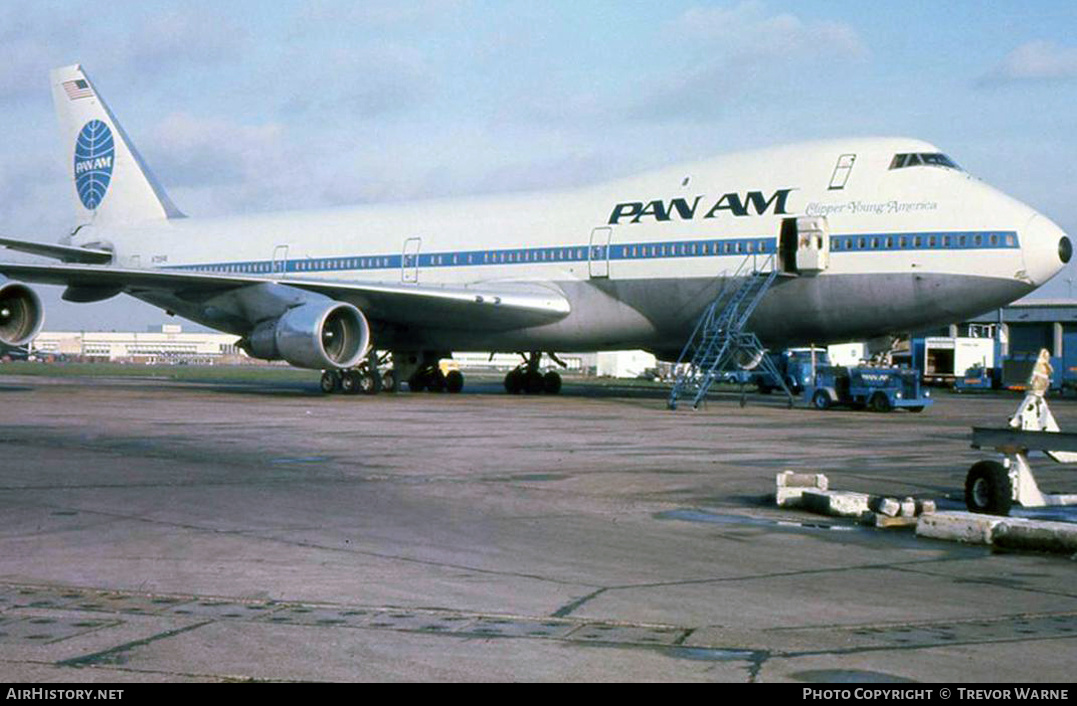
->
[667,253,793,410]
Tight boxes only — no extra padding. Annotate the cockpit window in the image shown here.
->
[889,153,962,171]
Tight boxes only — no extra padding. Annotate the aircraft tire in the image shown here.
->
[320,370,341,394]
[504,369,523,394]
[964,460,1013,516]
[381,370,398,393]
[427,369,447,393]
[446,370,464,393]
[341,370,363,395]
[542,371,562,395]
[359,370,380,395]
[524,370,545,395]
[408,372,427,392]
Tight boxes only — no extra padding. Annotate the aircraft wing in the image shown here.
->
[0,237,113,264]
[0,261,571,330]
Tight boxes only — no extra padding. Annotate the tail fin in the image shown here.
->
[50,64,184,227]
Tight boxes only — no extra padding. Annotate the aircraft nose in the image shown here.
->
[1022,213,1070,287]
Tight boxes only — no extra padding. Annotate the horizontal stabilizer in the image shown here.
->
[0,236,112,264]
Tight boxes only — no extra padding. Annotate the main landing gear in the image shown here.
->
[407,366,464,393]
[321,350,466,396]
[504,352,563,395]
[320,351,399,395]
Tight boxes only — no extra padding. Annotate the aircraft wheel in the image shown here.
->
[341,370,363,395]
[524,370,545,395]
[868,393,892,413]
[359,369,380,395]
[964,460,1013,516]
[446,370,464,393]
[320,370,341,394]
[427,369,447,393]
[504,369,524,394]
[811,390,831,411]
[408,372,427,392]
[542,371,562,395]
[381,370,398,393]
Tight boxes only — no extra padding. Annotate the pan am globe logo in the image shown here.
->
[74,120,114,210]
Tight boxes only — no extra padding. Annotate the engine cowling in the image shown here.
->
[0,279,44,347]
[245,301,370,370]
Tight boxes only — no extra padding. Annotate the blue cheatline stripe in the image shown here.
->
[165,230,1019,276]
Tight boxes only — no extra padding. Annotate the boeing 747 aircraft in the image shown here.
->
[0,65,1070,395]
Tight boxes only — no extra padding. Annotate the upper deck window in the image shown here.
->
[889,153,963,171]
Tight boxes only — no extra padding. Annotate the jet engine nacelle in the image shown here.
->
[245,301,370,370]
[0,278,44,347]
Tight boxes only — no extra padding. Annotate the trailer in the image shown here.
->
[966,350,1077,515]
[919,336,996,386]
[805,364,932,413]
[753,347,830,395]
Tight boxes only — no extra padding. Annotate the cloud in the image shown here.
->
[148,113,284,188]
[629,2,868,122]
[670,2,868,62]
[980,41,1077,85]
[295,0,467,28]
[125,10,248,71]
[274,44,436,120]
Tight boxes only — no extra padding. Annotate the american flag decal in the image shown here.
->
[62,79,93,100]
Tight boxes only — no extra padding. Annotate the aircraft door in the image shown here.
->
[272,245,288,276]
[588,227,612,278]
[780,217,830,275]
[402,237,421,283]
[779,219,799,274]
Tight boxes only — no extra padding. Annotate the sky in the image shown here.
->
[2,0,1077,330]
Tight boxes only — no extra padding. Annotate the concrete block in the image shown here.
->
[916,511,1003,545]
[916,499,937,516]
[869,513,919,529]
[870,496,901,517]
[776,471,828,489]
[800,490,872,518]
[899,497,918,517]
[775,471,827,507]
[993,518,1077,554]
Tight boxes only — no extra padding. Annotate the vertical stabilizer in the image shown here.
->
[50,64,184,227]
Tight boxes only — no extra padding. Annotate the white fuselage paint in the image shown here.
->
[70,138,1068,355]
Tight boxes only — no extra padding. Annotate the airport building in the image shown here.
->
[30,325,245,365]
[966,298,1077,358]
